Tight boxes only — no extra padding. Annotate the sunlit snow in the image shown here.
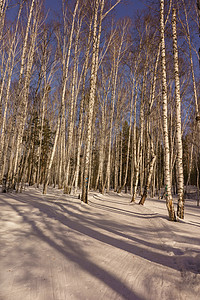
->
[0,186,199,300]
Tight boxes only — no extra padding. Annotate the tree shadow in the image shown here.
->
[0,194,143,299]
[1,190,200,299]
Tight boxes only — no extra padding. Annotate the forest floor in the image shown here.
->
[0,186,200,300]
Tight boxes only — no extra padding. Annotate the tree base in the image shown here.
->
[139,194,146,205]
[177,194,184,219]
[131,194,136,203]
[166,197,176,221]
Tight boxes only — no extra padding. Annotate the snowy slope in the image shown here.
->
[0,187,200,300]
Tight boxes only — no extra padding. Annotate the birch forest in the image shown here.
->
[0,0,199,221]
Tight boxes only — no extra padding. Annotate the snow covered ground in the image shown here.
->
[0,186,200,300]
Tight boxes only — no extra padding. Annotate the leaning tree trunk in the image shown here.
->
[160,0,176,221]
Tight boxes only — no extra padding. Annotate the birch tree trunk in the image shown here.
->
[130,82,138,195]
[0,0,6,36]
[11,0,36,183]
[172,8,184,219]
[119,130,123,189]
[114,133,119,191]
[139,137,156,205]
[36,30,54,188]
[160,0,176,221]
[0,3,23,181]
[74,19,93,194]
[105,22,127,192]
[118,78,135,193]
[81,0,103,203]
[186,142,193,193]
[181,0,199,124]
[196,155,200,207]
[95,93,106,192]
[43,121,60,194]
[61,0,79,193]
[15,1,42,186]
[81,0,122,198]
[139,42,161,202]
[131,55,148,202]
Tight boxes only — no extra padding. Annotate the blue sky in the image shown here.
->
[45,0,145,19]
[6,0,145,28]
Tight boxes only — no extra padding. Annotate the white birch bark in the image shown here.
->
[12,0,36,182]
[95,92,106,192]
[186,142,193,193]
[96,66,112,193]
[81,0,104,203]
[114,90,123,192]
[59,0,79,192]
[0,0,7,41]
[36,33,48,187]
[131,136,141,202]
[149,43,161,112]
[196,156,200,207]
[118,77,135,192]
[130,84,138,195]
[0,3,23,181]
[131,57,148,202]
[43,121,60,194]
[114,133,119,191]
[105,24,126,192]
[131,95,144,202]
[172,8,184,219]
[14,1,40,186]
[160,0,176,221]
[119,130,123,188]
[139,136,156,205]
[181,0,199,120]
[64,8,82,193]
[73,17,93,194]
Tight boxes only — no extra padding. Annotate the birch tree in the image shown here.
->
[172,7,184,218]
[160,0,176,221]
[105,20,129,192]
[73,17,93,194]
[81,0,122,202]
[43,0,80,194]
[0,0,7,42]
[139,136,156,205]
[10,0,34,179]
[0,2,23,181]
[81,0,103,203]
